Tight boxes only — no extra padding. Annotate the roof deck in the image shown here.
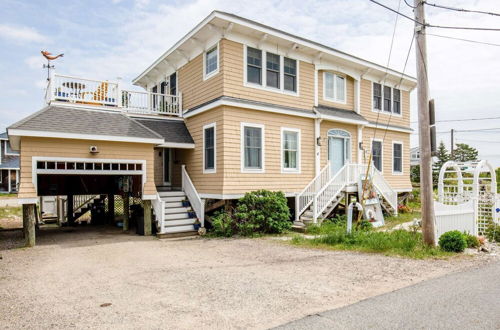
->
[46,73,182,117]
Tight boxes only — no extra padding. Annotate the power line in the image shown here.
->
[368,0,500,31]
[411,115,500,124]
[403,0,417,9]
[426,33,500,47]
[424,1,500,17]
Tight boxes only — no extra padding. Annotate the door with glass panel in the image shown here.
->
[327,129,351,175]
[163,148,172,185]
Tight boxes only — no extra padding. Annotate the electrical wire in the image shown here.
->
[425,33,500,47]
[424,1,500,17]
[403,0,417,9]
[411,115,500,124]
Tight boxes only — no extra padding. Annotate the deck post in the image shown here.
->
[67,194,74,226]
[107,194,115,224]
[143,200,152,236]
[7,169,11,193]
[123,194,129,231]
[23,204,36,247]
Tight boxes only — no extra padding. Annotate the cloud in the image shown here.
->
[0,24,49,44]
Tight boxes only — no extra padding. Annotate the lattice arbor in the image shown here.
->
[438,160,498,234]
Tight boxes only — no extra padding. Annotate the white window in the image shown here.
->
[393,88,401,115]
[372,140,383,172]
[324,72,346,103]
[393,142,403,174]
[383,85,392,112]
[281,128,300,172]
[373,82,402,115]
[247,47,262,85]
[284,57,297,92]
[203,123,216,173]
[241,123,264,172]
[266,52,280,89]
[204,44,219,80]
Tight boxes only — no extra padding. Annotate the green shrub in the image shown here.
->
[210,190,291,237]
[358,220,373,231]
[485,223,500,242]
[439,231,467,252]
[211,211,234,237]
[463,233,480,248]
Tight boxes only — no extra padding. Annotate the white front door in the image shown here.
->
[328,137,346,174]
[163,148,172,185]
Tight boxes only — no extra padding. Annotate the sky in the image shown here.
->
[1,0,499,165]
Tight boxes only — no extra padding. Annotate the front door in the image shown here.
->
[328,137,345,174]
[163,148,172,185]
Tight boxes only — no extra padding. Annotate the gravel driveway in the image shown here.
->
[0,227,493,329]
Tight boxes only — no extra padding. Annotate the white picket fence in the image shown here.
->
[434,200,476,239]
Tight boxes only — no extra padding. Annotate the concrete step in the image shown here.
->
[161,225,196,234]
[163,218,197,227]
[161,196,186,202]
[159,191,186,197]
[165,207,191,214]
[165,213,191,220]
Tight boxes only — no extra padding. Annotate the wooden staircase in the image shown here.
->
[73,195,106,223]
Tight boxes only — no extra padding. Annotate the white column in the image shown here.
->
[7,169,11,193]
[354,79,361,114]
[314,118,321,176]
[15,170,19,192]
[314,69,319,107]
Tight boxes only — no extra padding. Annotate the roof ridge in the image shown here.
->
[127,114,164,140]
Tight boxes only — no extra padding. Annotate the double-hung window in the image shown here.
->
[282,128,300,172]
[324,72,346,103]
[284,57,297,92]
[204,45,218,79]
[393,142,402,174]
[266,52,280,89]
[242,123,264,172]
[373,83,401,115]
[203,123,216,173]
[383,86,392,112]
[373,83,382,110]
[393,88,401,115]
[372,140,383,172]
[247,47,262,85]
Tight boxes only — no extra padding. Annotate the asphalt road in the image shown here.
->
[275,260,500,330]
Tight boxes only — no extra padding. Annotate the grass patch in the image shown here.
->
[0,206,22,219]
[0,193,18,198]
[291,223,453,259]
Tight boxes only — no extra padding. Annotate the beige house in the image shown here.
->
[9,11,415,243]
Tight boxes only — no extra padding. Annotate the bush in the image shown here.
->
[463,233,480,248]
[398,204,411,214]
[485,223,500,242]
[439,231,467,252]
[211,190,291,237]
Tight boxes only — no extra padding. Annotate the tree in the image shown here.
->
[411,164,420,183]
[452,143,479,162]
[433,141,450,185]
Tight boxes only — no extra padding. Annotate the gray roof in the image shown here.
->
[0,132,7,140]
[134,118,194,144]
[0,156,19,169]
[9,106,162,140]
[315,105,368,124]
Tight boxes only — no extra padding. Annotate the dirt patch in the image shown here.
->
[0,227,495,329]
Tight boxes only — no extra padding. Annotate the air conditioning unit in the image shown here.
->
[89,146,99,154]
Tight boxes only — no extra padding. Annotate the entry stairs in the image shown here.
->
[295,162,398,225]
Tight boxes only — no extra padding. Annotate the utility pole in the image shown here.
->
[414,0,436,246]
[450,129,454,159]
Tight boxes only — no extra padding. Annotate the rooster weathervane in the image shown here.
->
[41,50,64,81]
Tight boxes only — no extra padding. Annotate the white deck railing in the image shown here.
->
[372,169,398,214]
[182,165,205,227]
[314,164,349,221]
[47,73,182,116]
[295,162,330,222]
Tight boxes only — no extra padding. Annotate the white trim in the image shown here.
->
[4,140,19,156]
[395,188,413,193]
[319,114,368,126]
[203,42,220,81]
[18,198,38,205]
[370,138,383,174]
[327,129,352,171]
[243,45,300,97]
[280,127,301,174]
[392,140,404,175]
[241,122,265,173]
[157,142,195,149]
[8,129,164,144]
[203,122,217,174]
[142,194,156,200]
[162,148,172,185]
[323,71,347,104]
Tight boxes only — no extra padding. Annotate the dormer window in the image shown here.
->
[204,44,219,80]
[324,72,346,103]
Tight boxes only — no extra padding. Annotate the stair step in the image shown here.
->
[159,191,186,197]
[165,207,191,214]
[162,225,196,234]
[165,201,184,208]
[165,213,192,220]
[161,196,186,202]
[163,218,197,227]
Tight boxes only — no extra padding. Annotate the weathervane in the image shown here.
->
[41,50,64,81]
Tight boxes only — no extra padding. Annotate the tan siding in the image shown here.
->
[178,41,224,110]
[222,40,315,110]
[317,71,355,110]
[319,121,358,167]
[18,137,156,199]
[360,79,410,127]
[361,127,412,190]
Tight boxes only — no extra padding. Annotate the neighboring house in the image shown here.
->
[8,11,415,239]
[410,146,420,166]
[0,132,20,193]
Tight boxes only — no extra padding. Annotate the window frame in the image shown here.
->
[243,45,299,96]
[241,122,265,173]
[323,72,347,104]
[203,43,219,81]
[392,141,403,175]
[265,51,281,89]
[392,88,401,115]
[283,56,297,93]
[371,82,403,117]
[371,139,384,174]
[281,127,301,173]
[203,122,216,174]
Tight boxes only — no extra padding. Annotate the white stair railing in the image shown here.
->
[372,169,398,215]
[314,164,349,222]
[152,192,165,231]
[182,165,205,227]
[295,162,331,221]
